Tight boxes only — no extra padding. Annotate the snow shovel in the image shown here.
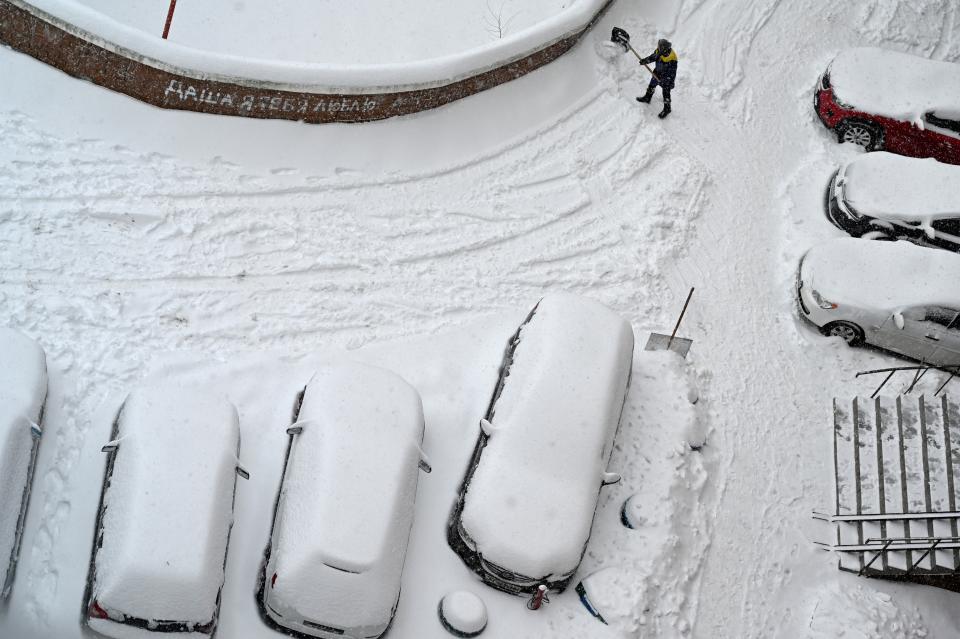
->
[610,27,660,83]
[644,287,694,358]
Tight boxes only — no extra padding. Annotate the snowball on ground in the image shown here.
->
[21,0,609,91]
[800,237,960,311]
[829,47,960,121]
[91,381,240,626]
[439,591,487,636]
[460,293,634,580]
[842,152,960,222]
[265,363,426,633]
[0,328,47,594]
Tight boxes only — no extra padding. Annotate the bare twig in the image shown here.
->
[484,1,521,39]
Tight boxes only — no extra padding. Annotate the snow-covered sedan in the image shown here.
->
[84,382,247,638]
[827,152,960,251]
[260,363,430,639]
[448,294,634,595]
[0,329,47,598]
[815,48,960,165]
[797,238,960,366]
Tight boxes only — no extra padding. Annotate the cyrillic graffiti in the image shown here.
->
[163,80,383,115]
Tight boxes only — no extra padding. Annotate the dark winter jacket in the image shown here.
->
[640,48,678,88]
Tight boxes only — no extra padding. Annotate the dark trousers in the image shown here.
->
[647,78,672,103]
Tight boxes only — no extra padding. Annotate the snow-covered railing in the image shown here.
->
[0,0,613,122]
[815,395,960,590]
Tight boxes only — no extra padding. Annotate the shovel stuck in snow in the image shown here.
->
[610,27,661,83]
[645,287,695,358]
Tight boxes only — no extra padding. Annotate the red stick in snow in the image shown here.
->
[162,0,178,39]
[526,585,549,610]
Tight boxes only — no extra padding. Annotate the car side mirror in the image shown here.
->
[101,439,120,453]
[480,418,496,437]
[418,447,432,474]
[286,419,314,436]
[236,464,250,480]
[25,417,42,439]
[892,312,905,330]
[602,472,622,486]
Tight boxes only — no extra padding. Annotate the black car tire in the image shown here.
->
[836,120,883,151]
[822,321,865,346]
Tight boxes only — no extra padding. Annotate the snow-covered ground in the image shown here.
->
[3,0,960,638]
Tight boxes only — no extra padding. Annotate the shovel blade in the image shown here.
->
[611,27,630,50]
[644,333,693,358]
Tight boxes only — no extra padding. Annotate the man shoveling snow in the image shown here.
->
[636,39,678,119]
[609,29,678,120]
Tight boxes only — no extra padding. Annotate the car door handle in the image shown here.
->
[925,334,940,341]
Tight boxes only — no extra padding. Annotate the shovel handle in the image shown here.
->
[624,44,661,83]
[667,287,695,348]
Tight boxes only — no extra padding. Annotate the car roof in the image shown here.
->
[92,381,240,624]
[268,363,424,622]
[843,153,960,222]
[830,47,960,121]
[801,237,960,311]
[0,329,46,436]
[0,329,46,589]
[459,294,634,579]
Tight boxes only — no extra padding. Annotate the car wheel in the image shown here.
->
[837,121,882,151]
[822,321,865,346]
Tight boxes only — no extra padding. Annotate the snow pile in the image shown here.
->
[842,152,960,223]
[265,363,425,632]
[574,350,710,637]
[91,381,240,626]
[803,582,928,639]
[459,293,634,581]
[14,0,610,92]
[0,328,47,596]
[438,591,487,637]
[829,47,960,122]
[800,237,960,310]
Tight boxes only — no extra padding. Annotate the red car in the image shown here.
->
[815,47,960,165]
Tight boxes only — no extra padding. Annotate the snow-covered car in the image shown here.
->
[0,329,47,598]
[260,363,430,639]
[815,48,960,165]
[447,294,634,595]
[84,382,246,638]
[826,153,960,251]
[797,238,960,366]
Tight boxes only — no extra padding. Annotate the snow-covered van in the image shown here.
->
[260,363,430,639]
[815,48,960,165]
[826,152,960,252]
[797,238,960,366]
[0,329,47,598]
[447,294,634,595]
[84,382,246,638]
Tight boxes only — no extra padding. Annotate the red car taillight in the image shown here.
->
[271,572,278,588]
[89,601,109,620]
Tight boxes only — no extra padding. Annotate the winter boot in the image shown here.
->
[636,88,654,104]
[658,102,672,119]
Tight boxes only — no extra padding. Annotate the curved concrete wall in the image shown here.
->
[0,0,613,123]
